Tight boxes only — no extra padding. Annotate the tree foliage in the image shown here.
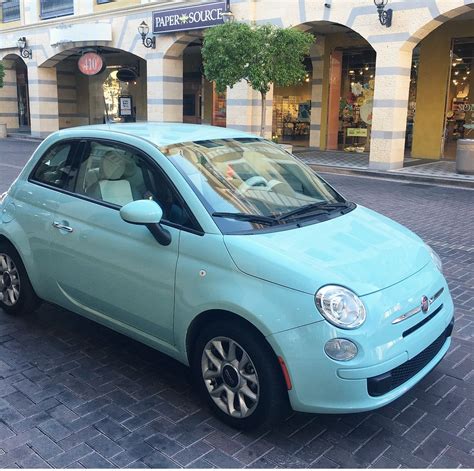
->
[0,62,5,89]
[202,23,314,136]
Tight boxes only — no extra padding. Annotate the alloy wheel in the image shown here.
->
[0,253,20,306]
[201,336,259,418]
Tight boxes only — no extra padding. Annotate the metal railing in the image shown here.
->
[40,0,74,20]
[1,0,20,23]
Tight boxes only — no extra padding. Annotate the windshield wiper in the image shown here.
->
[276,201,352,222]
[212,212,278,226]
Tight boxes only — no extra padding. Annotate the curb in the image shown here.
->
[6,134,44,143]
[305,164,474,190]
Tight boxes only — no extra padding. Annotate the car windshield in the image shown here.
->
[160,138,349,232]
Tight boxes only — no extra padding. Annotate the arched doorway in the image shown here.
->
[408,9,474,161]
[41,46,147,128]
[159,32,226,126]
[182,40,227,127]
[0,54,30,133]
[274,21,376,154]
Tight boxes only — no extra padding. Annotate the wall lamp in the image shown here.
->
[138,21,156,49]
[374,0,392,28]
[222,0,234,23]
[17,37,32,59]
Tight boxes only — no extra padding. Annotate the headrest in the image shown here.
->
[100,151,126,180]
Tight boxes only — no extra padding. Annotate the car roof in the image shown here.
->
[62,123,258,147]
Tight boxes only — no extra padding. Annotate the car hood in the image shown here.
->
[223,205,431,296]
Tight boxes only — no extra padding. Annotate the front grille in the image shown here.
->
[367,317,454,397]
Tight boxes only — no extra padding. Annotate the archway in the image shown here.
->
[407,8,474,161]
[279,21,376,154]
[45,46,147,128]
[158,32,226,127]
[0,54,29,134]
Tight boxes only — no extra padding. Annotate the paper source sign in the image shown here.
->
[152,2,226,34]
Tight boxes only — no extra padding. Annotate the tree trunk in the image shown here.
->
[260,92,266,138]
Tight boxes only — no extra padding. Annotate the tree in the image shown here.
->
[0,62,5,89]
[202,22,314,137]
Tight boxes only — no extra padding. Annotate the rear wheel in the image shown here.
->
[192,319,289,429]
[0,242,40,315]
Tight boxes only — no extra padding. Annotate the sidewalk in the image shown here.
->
[294,148,474,189]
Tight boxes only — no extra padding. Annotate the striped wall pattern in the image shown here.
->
[27,67,59,138]
[309,39,325,149]
[0,0,474,167]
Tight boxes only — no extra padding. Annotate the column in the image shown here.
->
[226,80,273,139]
[369,46,413,170]
[0,60,19,132]
[28,66,59,138]
[310,38,325,148]
[146,53,183,123]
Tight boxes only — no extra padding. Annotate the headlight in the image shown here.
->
[426,244,443,273]
[315,285,366,329]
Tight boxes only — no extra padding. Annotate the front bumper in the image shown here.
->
[266,263,454,414]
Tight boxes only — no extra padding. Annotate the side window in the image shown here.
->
[73,141,191,227]
[30,142,75,189]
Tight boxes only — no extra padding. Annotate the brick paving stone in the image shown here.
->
[146,432,185,456]
[78,451,116,468]
[0,142,473,469]
[171,441,213,467]
[86,433,124,458]
[30,434,64,460]
[48,443,94,468]
[141,451,180,468]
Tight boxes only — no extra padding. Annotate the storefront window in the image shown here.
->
[338,48,376,153]
[444,38,474,160]
[272,59,312,146]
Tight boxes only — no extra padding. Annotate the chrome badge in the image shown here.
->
[421,295,430,313]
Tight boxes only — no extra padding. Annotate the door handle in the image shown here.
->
[52,221,73,233]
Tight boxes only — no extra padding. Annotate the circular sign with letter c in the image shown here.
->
[78,52,104,76]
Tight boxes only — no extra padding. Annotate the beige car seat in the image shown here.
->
[93,151,134,206]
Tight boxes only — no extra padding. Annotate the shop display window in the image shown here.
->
[444,38,474,159]
[338,48,376,153]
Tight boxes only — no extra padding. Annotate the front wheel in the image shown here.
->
[192,320,289,429]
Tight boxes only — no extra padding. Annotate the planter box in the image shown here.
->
[456,139,474,175]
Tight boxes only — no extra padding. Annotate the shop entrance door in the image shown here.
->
[443,38,474,160]
[16,62,30,130]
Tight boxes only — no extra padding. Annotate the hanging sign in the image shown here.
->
[119,95,133,117]
[78,52,104,76]
[152,1,226,34]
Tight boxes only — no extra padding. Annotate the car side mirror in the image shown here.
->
[120,200,171,246]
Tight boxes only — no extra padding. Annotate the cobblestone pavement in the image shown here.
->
[0,139,473,468]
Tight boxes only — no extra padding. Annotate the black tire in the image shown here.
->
[192,319,289,429]
[0,241,40,315]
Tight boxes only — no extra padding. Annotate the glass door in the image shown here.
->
[443,38,474,160]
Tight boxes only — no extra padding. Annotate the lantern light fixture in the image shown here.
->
[138,21,156,49]
[222,0,234,23]
[374,0,393,28]
[17,37,32,59]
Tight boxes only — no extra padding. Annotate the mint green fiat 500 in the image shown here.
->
[0,124,454,429]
